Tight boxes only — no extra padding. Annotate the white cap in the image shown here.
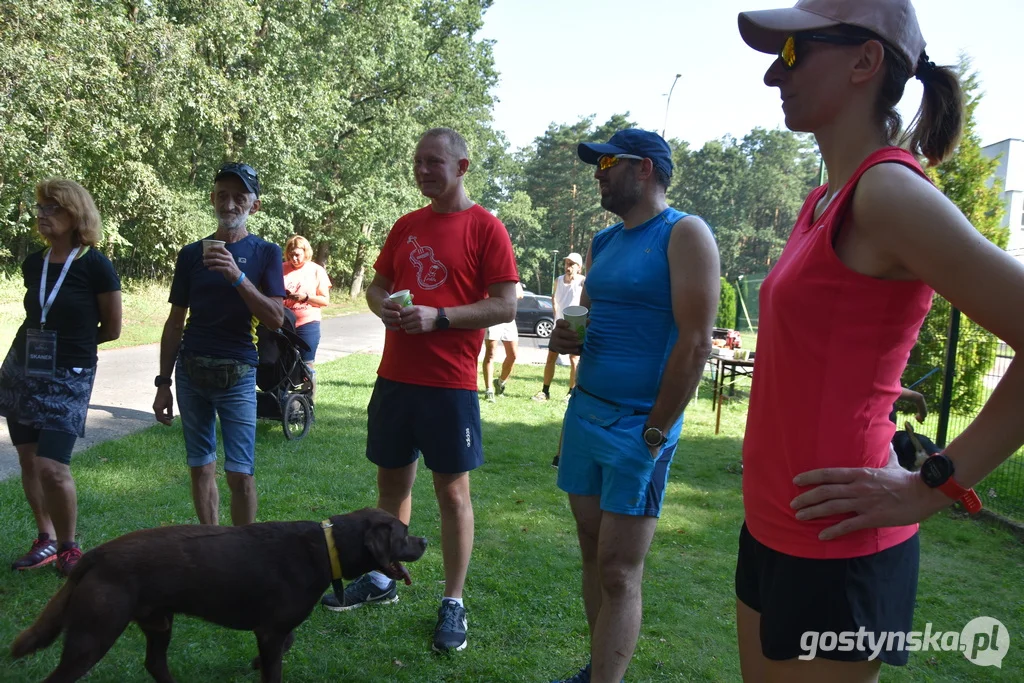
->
[564,252,583,267]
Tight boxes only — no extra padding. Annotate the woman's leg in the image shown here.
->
[16,442,54,539]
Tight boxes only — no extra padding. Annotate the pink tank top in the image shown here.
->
[742,147,934,559]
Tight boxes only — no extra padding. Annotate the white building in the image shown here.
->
[981,138,1024,262]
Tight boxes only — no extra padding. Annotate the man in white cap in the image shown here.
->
[533,252,585,407]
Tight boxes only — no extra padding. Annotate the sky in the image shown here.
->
[478,0,1023,153]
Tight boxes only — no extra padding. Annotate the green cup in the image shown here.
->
[389,289,414,308]
[562,305,589,342]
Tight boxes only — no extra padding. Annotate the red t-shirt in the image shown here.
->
[374,204,518,390]
[743,148,934,559]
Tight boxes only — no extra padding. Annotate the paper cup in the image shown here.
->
[562,305,589,342]
[389,289,414,308]
[202,239,226,255]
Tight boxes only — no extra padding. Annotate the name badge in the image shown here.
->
[25,329,57,378]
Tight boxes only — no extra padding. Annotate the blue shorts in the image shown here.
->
[557,389,678,517]
[175,361,257,476]
[295,321,321,363]
[366,377,483,475]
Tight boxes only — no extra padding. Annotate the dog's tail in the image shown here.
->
[10,580,74,658]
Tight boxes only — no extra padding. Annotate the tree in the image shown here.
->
[0,0,503,293]
[668,129,819,279]
[514,114,633,293]
[908,56,1007,413]
[497,190,547,292]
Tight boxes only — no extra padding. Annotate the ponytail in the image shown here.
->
[904,53,964,166]
[875,45,964,166]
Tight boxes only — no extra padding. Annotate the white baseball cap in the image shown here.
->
[564,252,583,267]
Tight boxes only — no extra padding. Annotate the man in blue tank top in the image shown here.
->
[547,129,720,683]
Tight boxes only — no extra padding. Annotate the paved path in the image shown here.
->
[0,314,552,482]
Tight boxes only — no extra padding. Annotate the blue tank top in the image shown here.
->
[578,207,687,420]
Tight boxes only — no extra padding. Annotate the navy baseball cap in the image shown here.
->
[214,162,261,197]
[578,129,673,178]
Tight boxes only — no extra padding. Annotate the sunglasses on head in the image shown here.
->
[597,154,645,171]
[778,32,872,70]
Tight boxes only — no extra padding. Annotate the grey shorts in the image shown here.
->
[0,346,96,438]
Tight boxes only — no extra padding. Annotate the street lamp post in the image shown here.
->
[550,250,559,296]
[661,73,682,138]
[735,274,744,331]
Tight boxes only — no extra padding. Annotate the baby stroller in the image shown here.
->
[256,309,314,440]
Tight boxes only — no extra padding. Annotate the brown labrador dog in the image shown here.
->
[11,507,427,682]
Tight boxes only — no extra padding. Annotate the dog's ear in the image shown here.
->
[365,522,393,568]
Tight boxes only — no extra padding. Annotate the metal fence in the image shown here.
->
[943,339,1023,521]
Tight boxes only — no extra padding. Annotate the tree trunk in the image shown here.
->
[315,240,330,266]
[348,222,373,298]
[350,243,366,299]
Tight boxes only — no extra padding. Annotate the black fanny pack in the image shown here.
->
[183,355,250,391]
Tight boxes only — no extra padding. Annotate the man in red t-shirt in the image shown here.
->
[320,128,518,654]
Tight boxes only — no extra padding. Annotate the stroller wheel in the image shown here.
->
[283,394,313,441]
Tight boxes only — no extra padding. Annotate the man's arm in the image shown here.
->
[398,281,517,334]
[367,272,403,331]
[153,305,188,425]
[898,386,928,423]
[551,276,560,320]
[644,217,720,453]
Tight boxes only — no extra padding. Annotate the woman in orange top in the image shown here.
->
[736,0,1024,680]
[282,235,331,367]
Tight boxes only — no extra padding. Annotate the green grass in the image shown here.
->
[0,274,367,355]
[1,356,1023,682]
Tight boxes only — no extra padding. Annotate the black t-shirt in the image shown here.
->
[13,247,121,368]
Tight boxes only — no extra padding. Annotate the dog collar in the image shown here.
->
[321,520,343,581]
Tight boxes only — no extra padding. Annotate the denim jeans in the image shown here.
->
[175,360,257,475]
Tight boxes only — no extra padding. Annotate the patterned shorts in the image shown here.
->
[0,346,96,437]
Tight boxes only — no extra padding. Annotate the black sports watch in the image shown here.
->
[643,424,667,448]
[920,453,955,488]
[436,307,451,331]
[154,375,172,388]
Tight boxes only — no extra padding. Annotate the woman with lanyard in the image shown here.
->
[0,179,122,577]
[735,0,1024,679]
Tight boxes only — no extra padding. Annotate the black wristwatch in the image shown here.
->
[436,307,450,331]
[154,375,172,388]
[643,424,667,448]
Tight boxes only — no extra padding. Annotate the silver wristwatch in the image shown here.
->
[643,425,667,448]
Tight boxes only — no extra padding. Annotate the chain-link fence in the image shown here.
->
[734,274,766,332]
[947,340,1023,521]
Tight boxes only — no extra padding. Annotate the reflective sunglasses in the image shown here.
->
[597,154,645,171]
[33,203,64,217]
[779,32,872,70]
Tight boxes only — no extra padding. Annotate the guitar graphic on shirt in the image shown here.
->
[407,236,448,290]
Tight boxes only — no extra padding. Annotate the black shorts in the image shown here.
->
[366,377,483,475]
[735,523,919,666]
[6,418,78,465]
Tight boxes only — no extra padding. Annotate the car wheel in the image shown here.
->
[535,319,554,338]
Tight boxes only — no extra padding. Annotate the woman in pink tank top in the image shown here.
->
[736,1,1024,680]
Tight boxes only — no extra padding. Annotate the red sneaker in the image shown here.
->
[11,536,57,571]
[56,545,83,577]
